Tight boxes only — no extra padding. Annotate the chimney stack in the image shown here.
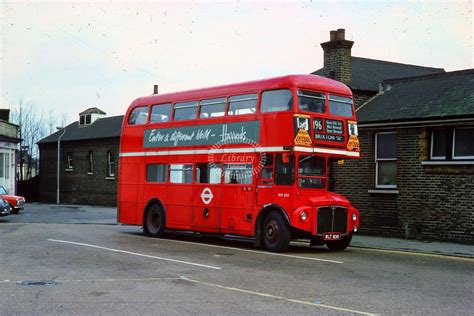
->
[153,84,159,94]
[336,28,345,40]
[320,28,354,85]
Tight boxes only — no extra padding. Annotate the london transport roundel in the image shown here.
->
[200,187,213,205]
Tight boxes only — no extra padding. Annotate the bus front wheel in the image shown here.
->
[143,204,166,238]
[262,211,291,252]
[326,234,352,251]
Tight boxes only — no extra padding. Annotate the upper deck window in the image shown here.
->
[329,95,353,117]
[200,97,226,118]
[174,101,198,121]
[261,89,293,113]
[150,103,172,123]
[128,106,149,125]
[228,93,257,115]
[297,90,325,113]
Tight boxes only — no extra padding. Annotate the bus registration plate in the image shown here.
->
[323,233,341,241]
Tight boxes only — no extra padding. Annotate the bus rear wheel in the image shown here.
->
[262,211,290,252]
[326,234,352,251]
[143,204,165,238]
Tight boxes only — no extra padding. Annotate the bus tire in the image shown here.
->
[326,234,352,251]
[262,211,291,252]
[143,204,166,238]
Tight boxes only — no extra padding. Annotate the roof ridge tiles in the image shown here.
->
[382,68,474,85]
[351,56,445,72]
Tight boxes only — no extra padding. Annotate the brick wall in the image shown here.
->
[39,138,120,206]
[331,126,474,243]
[320,40,354,85]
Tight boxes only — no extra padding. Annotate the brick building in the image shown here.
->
[38,109,123,206]
[314,29,474,243]
[0,109,20,195]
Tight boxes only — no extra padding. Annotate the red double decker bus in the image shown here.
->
[118,74,360,252]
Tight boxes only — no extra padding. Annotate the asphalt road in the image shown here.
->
[1,204,473,315]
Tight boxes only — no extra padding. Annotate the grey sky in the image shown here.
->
[1,1,472,124]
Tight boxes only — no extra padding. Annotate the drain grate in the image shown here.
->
[19,280,60,286]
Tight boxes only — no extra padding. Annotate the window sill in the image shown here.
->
[368,189,399,194]
[421,161,474,166]
[65,169,73,172]
[105,176,115,180]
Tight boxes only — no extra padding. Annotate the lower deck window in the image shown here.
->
[224,164,253,184]
[274,153,294,185]
[196,163,222,184]
[147,164,167,182]
[170,164,193,183]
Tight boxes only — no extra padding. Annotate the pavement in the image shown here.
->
[351,235,474,259]
[7,202,474,258]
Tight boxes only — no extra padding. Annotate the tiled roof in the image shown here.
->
[357,69,474,124]
[313,57,445,91]
[38,115,123,144]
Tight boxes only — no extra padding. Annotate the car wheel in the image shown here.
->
[262,211,291,252]
[326,234,352,251]
[143,204,165,237]
[10,205,19,214]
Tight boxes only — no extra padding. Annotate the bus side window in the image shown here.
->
[146,164,167,182]
[174,101,198,121]
[128,106,149,125]
[261,89,293,113]
[259,153,274,183]
[224,164,253,184]
[199,98,227,118]
[169,164,193,183]
[228,94,257,115]
[275,153,294,185]
[196,163,222,184]
[150,103,172,123]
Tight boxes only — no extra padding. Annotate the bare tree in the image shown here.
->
[11,101,47,180]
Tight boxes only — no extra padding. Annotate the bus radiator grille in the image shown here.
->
[317,207,348,234]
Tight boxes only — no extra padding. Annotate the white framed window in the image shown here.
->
[429,127,474,161]
[0,153,4,178]
[453,127,474,160]
[4,153,9,179]
[107,151,115,177]
[88,151,93,174]
[66,153,73,170]
[430,130,447,160]
[375,132,397,189]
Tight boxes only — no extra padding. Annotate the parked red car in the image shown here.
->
[0,186,25,214]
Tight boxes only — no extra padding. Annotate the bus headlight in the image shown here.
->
[352,213,357,221]
[300,211,308,221]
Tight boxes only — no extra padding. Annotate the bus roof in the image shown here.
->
[130,74,352,107]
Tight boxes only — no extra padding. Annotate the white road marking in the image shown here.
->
[1,277,181,284]
[48,239,222,270]
[161,238,344,264]
[180,276,376,315]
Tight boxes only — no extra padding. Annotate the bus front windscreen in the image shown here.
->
[328,95,353,117]
[298,155,326,189]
